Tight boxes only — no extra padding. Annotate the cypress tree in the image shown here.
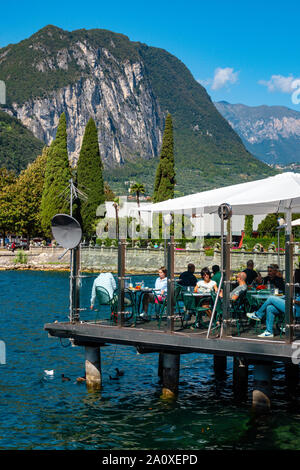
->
[244,215,254,237]
[77,118,105,236]
[40,113,72,235]
[153,114,175,203]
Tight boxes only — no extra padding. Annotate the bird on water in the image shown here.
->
[61,374,71,382]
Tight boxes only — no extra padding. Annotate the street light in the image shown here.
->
[277,217,287,269]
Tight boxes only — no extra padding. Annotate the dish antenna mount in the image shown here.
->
[51,214,82,250]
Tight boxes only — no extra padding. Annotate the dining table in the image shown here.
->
[127,286,161,318]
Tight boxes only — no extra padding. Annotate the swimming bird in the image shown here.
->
[109,374,119,381]
[76,375,86,383]
[61,374,71,382]
[44,370,54,376]
[115,367,124,377]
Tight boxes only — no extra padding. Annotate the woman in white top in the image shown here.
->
[194,267,218,320]
[195,267,218,294]
[141,267,167,318]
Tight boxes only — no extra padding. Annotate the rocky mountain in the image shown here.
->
[0,25,275,193]
[215,101,300,166]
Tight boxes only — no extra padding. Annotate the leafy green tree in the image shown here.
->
[0,168,18,244]
[244,215,254,237]
[40,113,72,235]
[104,182,116,201]
[257,213,281,236]
[77,118,105,236]
[153,114,175,203]
[15,147,48,241]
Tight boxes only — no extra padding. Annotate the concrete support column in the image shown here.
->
[85,346,102,390]
[158,352,163,382]
[252,362,272,412]
[233,357,248,401]
[213,355,227,378]
[161,352,180,399]
[285,363,299,396]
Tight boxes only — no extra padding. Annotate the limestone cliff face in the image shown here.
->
[11,41,164,166]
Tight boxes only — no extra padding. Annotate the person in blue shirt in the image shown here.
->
[141,267,167,318]
[247,295,300,338]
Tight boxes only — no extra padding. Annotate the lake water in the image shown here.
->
[0,270,300,450]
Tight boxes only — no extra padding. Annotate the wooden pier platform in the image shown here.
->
[44,320,297,363]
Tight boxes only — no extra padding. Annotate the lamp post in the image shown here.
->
[277,217,286,269]
[163,213,173,266]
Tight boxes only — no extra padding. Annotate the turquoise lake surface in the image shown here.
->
[0,270,300,450]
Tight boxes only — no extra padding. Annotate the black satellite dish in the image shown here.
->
[51,214,82,249]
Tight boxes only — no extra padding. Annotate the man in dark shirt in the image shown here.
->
[212,265,221,286]
[263,264,285,292]
[178,263,197,287]
[243,260,258,285]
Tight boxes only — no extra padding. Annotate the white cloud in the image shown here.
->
[211,67,239,90]
[259,74,300,93]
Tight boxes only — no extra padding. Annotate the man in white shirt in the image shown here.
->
[90,272,117,310]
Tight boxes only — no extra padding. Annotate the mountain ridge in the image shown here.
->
[0,25,275,194]
[215,101,300,166]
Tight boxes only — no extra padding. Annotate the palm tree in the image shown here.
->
[130,182,145,221]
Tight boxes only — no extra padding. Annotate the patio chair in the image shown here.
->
[229,289,248,336]
[95,286,117,323]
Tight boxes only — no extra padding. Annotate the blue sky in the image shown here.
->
[1,0,300,110]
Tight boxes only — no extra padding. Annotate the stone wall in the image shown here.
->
[0,246,292,274]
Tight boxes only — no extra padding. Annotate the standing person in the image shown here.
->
[11,242,16,253]
[141,267,167,318]
[90,272,117,310]
[178,263,197,287]
[212,265,221,286]
[243,260,258,285]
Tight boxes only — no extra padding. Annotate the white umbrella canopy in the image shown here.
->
[150,172,300,215]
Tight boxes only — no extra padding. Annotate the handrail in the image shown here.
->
[206,273,223,338]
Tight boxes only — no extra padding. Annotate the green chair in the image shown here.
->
[182,292,212,329]
[229,290,248,336]
[95,286,116,323]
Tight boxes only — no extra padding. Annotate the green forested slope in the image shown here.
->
[0,110,44,173]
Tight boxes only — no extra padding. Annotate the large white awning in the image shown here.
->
[150,172,300,215]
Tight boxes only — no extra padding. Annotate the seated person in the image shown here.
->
[195,267,218,295]
[252,271,264,288]
[263,264,285,292]
[243,260,258,285]
[247,295,300,338]
[230,272,247,301]
[178,263,197,287]
[212,265,221,286]
[194,268,218,319]
[90,271,116,309]
[141,267,168,318]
